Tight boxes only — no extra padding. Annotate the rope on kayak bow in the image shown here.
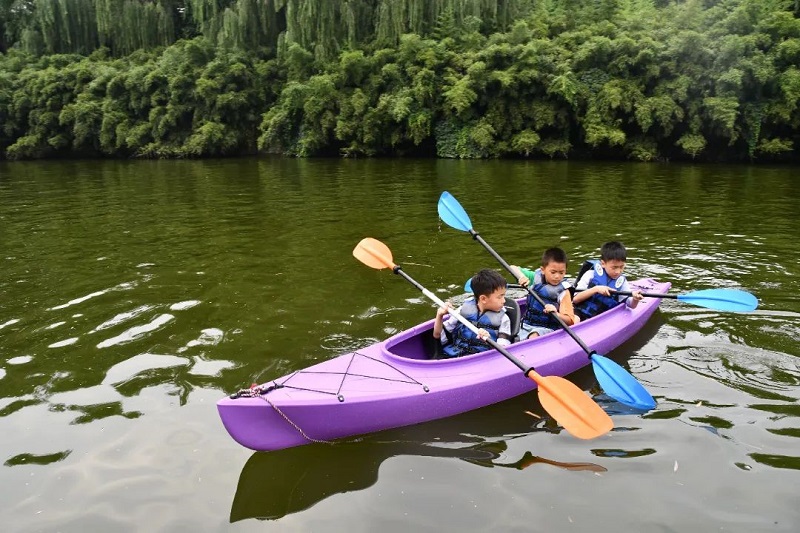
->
[261,393,333,445]
[229,381,333,444]
[229,382,283,399]
[228,352,430,444]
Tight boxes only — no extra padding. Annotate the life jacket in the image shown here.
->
[443,298,504,358]
[574,260,626,319]
[522,269,570,328]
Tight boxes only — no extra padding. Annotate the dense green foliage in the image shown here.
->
[1,0,799,161]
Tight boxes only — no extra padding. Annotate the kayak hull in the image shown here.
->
[217,279,670,451]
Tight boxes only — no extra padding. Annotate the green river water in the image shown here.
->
[0,158,798,532]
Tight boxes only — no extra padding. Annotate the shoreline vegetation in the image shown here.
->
[0,0,798,162]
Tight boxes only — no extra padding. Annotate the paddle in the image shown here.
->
[465,279,523,292]
[603,288,757,312]
[438,191,656,411]
[467,281,758,313]
[353,237,613,440]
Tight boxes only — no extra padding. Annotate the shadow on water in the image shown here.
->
[227,387,545,522]
[229,421,607,523]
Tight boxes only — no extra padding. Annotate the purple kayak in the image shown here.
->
[217,278,670,451]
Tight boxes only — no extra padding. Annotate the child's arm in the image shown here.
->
[572,271,611,304]
[558,291,577,326]
[433,302,453,340]
[496,314,512,347]
[510,265,534,287]
[618,279,643,309]
[574,285,615,304]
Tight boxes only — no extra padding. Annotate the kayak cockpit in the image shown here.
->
[381,297,524,362]
[381,320,440,361]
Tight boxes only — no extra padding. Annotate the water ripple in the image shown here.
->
[169,300,201,311]
[0,318,20,329]
[48,290,110,311]
[90,305,156,333]
[48,337,79,348]
[7,355,33,365]
[181,328,224,350]
[96,314,175,349]
[5,450,72,467]
[99,354,188,386]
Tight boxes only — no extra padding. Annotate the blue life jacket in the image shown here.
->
[574,260,626,319]
[443,298,504,358]
[523,269,570,328]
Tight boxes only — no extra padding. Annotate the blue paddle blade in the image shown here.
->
[465,278,513,293]
[677,288,758,312]
[437,191,473,232]
[590,354,656,411]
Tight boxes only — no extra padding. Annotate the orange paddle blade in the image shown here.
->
[353,238,396,270]
[528,371,614,440]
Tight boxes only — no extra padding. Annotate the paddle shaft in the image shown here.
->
[467,231,596,357]
[393,266,531,375]
[611,290,669,299]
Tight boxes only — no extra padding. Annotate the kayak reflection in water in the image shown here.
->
[229,438,606,522]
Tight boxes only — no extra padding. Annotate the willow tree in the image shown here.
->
[272,0,543,60]
[186,0,281,50]
[1,0,35,53]
[374,0,537,46]
[278,0,344,59]
[34,0,98,54]
[21,0,179,55]
[96,0,180,56]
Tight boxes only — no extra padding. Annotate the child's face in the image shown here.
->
[478,286,507,312]
[542,261,567,285]
[601,259,626,279]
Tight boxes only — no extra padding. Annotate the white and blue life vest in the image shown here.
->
[443,298,504,358]
[574,260,626,319]
[523,269,570,328]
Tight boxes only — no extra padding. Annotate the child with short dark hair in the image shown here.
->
[573,241,643,321]
[512,247,576,340]
[433,269,511,358]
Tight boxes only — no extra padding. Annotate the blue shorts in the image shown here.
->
[519,323,555,340]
